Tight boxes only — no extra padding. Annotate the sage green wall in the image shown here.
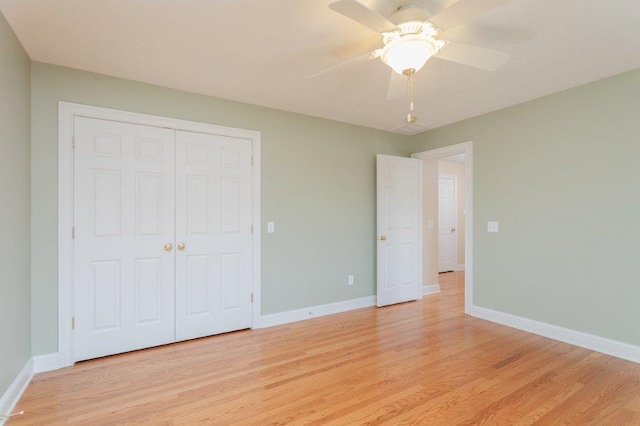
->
[0,11,31,396]
[30,62,412,355]
[408,68,640,346]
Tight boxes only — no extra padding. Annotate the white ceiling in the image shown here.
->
[1,0,639,134]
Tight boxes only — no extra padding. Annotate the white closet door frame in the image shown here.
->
[58,102,261,368]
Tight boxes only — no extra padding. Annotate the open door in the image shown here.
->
[376,154,422,307]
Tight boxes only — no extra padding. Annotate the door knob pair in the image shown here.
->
[164,243,186,251]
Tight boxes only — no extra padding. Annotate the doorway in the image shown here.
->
[412,142,473,313]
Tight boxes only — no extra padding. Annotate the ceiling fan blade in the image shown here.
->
[435,41,508,71]
[386,70,407,101]
[429,0,512,32]
[329,0,398,33]
[310,51,377,79]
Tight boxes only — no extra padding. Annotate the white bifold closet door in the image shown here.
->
[73,117,252,362]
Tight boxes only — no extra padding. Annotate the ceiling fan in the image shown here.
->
[321,0,513,122]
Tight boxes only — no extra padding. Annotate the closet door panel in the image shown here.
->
[73,117,176,361]
[175,131,253,341]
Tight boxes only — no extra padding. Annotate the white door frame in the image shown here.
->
[412,141,473,313]
[58,102,261,368]
[438,174,458,273]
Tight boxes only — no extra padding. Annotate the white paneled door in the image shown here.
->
[73,117,252,362]
[175,131,252,341]
[73,117,176,361]
[438,176,456,273]
[376,155,422,307]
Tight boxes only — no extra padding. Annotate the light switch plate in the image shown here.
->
[267,222,275,233]
[427,219,434,229]
[487,221,499,232]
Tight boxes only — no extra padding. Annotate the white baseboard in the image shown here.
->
[455,264,465,271]
[0,358,33,425]
[469,305,640,364]
[257,296,376,329]
[33,353,60,374]
[422,284,441,296]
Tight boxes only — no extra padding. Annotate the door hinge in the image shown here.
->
[251,224,253,234]
[72,135,76,149]
[251,156,253,166]
[251,293,254,303]
[72,317,75,330]
[72,226,75,239]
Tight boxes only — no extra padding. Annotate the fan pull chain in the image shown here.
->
[406,69,416,123]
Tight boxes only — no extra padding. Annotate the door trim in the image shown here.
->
[58,102,262,368]
[412,141,473,314]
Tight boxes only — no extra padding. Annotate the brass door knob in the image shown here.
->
[177,243,185,250]
[164,243,173,251]
[379,235,387,241]
[451,227,456,232]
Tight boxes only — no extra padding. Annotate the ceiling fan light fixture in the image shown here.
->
[380,34,440,75]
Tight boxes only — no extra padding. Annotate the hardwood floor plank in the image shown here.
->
[10,272,640,425]
[534,357,640,424]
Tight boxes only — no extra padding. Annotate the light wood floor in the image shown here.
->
[11,272,640,425]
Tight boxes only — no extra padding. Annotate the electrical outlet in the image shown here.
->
[348,275,354,286]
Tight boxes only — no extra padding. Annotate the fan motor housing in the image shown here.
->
[391,4,433,26]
